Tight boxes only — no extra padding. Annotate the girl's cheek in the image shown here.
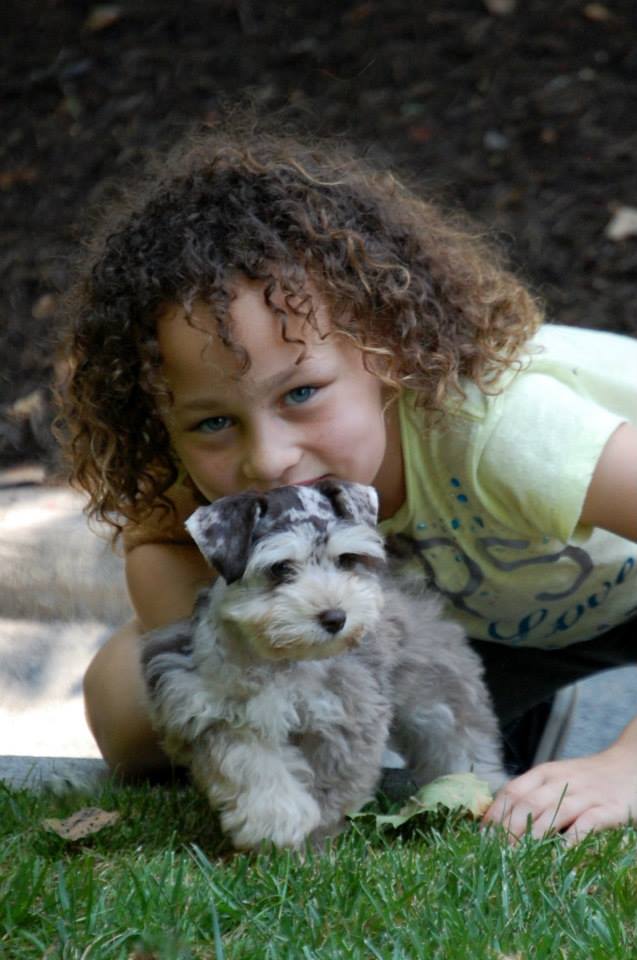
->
[187,449,239,498]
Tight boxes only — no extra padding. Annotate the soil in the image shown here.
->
[2,0,636,470]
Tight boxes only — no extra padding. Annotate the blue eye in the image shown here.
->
[196,416,233,433]
[285,385,317,406]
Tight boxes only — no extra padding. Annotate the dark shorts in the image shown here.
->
[469,616,637,772]
[470,614,637,723]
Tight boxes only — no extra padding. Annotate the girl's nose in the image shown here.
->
[241,420,301,487]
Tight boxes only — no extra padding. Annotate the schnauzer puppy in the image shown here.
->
[141,480,506,850]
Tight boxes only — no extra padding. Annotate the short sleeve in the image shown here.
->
[476,373,625,542]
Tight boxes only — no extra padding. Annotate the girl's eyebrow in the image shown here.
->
[176,357,318,412]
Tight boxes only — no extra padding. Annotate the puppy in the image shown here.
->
[141,480,505,850]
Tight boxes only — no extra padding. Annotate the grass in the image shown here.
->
[1,779,636,959]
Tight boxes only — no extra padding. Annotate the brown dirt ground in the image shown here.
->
[2,0,636,469]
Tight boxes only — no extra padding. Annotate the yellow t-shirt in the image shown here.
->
[380,325,637,649]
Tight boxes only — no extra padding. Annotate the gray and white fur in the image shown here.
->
[141,480,506,850]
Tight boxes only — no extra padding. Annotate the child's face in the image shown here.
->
[157,280,404,519]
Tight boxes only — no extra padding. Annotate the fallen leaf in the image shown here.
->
[0,167,38,190]
[407,125,433,144]
[605,206,637,241]
[84,5,123,32]
[32,293,58,320]
[343,2,376,23]
[540,127,558,144]
[8,388,45,420]
[349,772,493,830]
[43,807,120,841]
[483,0,516,14]
[583,3,611,21]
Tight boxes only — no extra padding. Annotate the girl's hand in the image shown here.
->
[482,743,637,843]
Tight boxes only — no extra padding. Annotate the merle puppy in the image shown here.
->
[141,480,505,849]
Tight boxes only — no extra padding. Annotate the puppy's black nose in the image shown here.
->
[318,608,347,634]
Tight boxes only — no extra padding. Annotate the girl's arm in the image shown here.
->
[483,420,637,841]
[122,479,213,629]
[125,540,213,630]
[83,488,213,776]
[578,421,637,541]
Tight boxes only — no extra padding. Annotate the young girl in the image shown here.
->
[60,125,637,843]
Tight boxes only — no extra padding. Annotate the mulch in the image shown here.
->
[2,0,636,468]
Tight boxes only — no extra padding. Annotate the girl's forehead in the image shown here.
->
[156,281,332,379]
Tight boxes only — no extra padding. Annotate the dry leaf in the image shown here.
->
[9,389,45,420]
[407,125,433,144]
[605,207,637,241]
[0,167,39,189]
[414,773,493,817]
[84,5,123,32]
[343,2,376,23]
[583,3,611,21]
[540,127,558,144]
[32,293,58,320]
[483,0,516,15]
[350,772,493,830]
[43,807,120,841]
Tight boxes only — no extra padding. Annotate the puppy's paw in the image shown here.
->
[222,788,322,850]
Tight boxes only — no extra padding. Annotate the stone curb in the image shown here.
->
[0,755,109,792]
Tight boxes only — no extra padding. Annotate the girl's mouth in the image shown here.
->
[295,475,330,487]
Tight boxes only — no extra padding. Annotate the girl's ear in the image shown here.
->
[314,479,379,528]
[185,494,265,584]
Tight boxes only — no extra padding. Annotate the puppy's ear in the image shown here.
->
[185,494,265,584]
[314,480,379,527]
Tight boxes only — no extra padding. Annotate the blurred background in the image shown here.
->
[1,0,636,473]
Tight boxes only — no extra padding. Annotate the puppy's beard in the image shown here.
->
[257,622,366,660]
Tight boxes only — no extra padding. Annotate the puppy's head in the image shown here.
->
[186,481,386,660]
[186,480,380,584]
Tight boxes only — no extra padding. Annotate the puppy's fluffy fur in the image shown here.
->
[142,481,506,850]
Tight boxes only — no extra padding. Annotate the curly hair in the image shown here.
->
[59,122,543,536]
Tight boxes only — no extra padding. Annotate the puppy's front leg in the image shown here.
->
[304,723,389,840]
[302,669,393,835]
[190,728,322,850]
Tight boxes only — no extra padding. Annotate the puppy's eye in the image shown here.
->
[268,561,296,583]
[336,553,361,570]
